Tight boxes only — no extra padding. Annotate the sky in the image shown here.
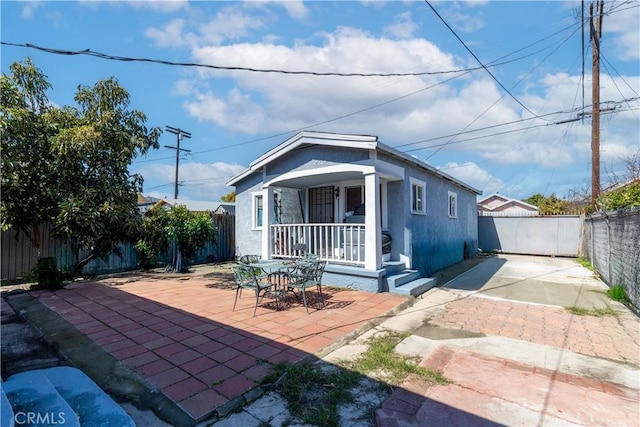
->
[2,0,639,203]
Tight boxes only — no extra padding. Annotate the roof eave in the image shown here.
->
[377,142,482,195]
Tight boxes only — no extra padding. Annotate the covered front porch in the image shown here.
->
[258,161,404,273]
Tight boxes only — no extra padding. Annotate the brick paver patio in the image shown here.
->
[28,272,408,423]
[428,295,640,365]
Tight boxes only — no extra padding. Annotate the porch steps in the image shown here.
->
[386,269,436,297]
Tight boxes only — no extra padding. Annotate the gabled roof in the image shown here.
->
[477,193,538,211]
[213,203,235,215]
[227,131,481,194]
[477,193,510,205]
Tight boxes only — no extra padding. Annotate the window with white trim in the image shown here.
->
[410,178,426,214]
[448,191,458,218]
[252,192,263,229]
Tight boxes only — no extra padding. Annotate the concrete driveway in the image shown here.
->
[442,254,612,308]
[359,254,640,426]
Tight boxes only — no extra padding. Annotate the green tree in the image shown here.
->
[523,193,569,214]
[1,58,59,238]
[221,191,236,202]
[1,58,161,277]
[136,204,216,272]
[597,180,640,210]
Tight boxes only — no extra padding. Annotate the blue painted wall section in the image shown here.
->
[402,163,478,277]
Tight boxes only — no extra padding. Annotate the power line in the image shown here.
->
[0,41,494,78]
[0,16,581,80]
[601,52,640,98]
[424,0,543,119]
[4,18,582,163]
[403,104,638,154]
[421,25,581,161]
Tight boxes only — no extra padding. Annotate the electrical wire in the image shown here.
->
[601,52,640,97]
[3,17,583,160]
[423,0,543,119]
[0,41,496,78]
[600,58,640,120]
[415,26,583,160]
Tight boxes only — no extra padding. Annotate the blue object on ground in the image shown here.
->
[1,384,15,427]
[2,370,80,426]
[2,367,134,427]
[42,367,135,427]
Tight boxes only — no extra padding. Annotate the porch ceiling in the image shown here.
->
[267,171,364,189]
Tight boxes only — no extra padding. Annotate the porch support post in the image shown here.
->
[364,172,382,270]
[261,186,274,260]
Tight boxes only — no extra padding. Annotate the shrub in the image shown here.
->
[32,257,64,289]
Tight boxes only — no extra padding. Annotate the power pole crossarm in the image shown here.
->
[164,126,192,199]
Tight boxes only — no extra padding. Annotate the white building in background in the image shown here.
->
[477,193,539,216]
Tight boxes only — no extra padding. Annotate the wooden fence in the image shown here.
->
[1,214,235,281]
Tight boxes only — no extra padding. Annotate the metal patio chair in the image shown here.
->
[286,260,326,313]
[232,264,275,316]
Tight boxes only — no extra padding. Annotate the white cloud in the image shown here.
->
[21,1,44,19]
[440,161,503,194]
[183,91,229,125]
[444,2,486,33]
[245,0,309,21]
[80,0,187,13]
[145,18,196,48]
[605,2,640,61]
[127,0,188,13]
[167,19,637,173]
[185,26,461,134]
[145,5,265,48]
[384,11,417,39]
[199,6,265,45]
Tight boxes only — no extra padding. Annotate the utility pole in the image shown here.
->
[165,126,192,199]
[590,0,604,210]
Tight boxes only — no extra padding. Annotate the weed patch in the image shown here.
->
[576,257,594,271]
[341,331,451,387]
[607,285,630,304]
[263,362,361,427]
[565,306,615,317]
[262,330,450,426]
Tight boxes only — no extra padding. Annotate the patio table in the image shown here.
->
[248,260,296,309]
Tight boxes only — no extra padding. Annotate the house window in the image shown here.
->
[410,178,426,214]
[448,191,458,218]
[252,192,263,229]
[346,186,364,214]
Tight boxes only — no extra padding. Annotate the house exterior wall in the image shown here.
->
[402,164,478,276]
[482,196,508,209]
[234,172,263,258]
[377,152,478,277]
[267,146,369,177]
[386,179,405,262]
[493,203,537,213]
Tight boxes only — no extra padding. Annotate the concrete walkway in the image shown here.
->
[371,254,640,426]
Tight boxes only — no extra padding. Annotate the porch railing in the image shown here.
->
[270,223,365,265]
